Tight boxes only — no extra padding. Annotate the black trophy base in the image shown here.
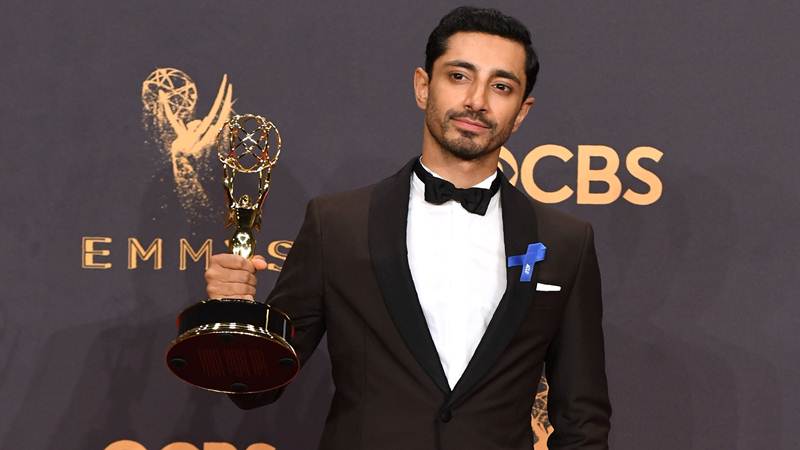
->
[166,299,299,394]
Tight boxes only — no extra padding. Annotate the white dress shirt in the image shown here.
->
[406,160,506,389]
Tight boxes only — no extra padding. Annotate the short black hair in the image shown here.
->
[425,6,540,98]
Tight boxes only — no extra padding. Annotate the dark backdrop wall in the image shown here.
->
[1,1,797,449]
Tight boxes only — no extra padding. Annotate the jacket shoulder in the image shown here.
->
[527,196,593,249]
[308,182,376,215]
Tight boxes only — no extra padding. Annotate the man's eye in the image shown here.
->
[450,73,465,81]
[494,83,511,92]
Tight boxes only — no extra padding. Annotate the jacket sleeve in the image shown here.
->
[229,198,327,409]
[544,223,612,448]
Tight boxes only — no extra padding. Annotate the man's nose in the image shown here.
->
[464,82,488,113]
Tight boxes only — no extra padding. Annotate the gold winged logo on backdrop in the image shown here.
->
[141,68,234,221]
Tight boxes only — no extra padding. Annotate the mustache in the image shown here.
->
[448,110,495,129]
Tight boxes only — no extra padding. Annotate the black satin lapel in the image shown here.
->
[446,176,539,408]
[368,158,451,395]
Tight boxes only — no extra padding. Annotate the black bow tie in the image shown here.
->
[412,159,501,216]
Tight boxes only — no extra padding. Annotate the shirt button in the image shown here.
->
[439,408,452,423]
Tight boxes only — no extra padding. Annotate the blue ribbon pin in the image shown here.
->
[507,243,547,282]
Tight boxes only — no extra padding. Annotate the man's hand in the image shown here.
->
[205,253,269,301]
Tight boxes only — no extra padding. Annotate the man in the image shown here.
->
[204,6,611,449]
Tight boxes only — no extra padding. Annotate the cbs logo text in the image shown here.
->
[500,144,663,205]
[105,441,274,450]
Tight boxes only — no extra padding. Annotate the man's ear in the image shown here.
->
[511,96,535,133]
[413,67,430,110]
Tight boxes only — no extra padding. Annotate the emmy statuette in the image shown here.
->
[166,114,299,394]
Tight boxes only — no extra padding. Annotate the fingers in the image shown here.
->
[213,253,257,272]
[205,253,267,301]
[205,266,257,284]
[252,255,268,271]
[206,279,256,301]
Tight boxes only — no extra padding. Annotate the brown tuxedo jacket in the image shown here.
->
[231,158,611,449]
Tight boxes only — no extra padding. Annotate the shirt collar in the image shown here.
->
[416,157,499,190]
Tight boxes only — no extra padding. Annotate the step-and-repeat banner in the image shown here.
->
[1,1,796,449]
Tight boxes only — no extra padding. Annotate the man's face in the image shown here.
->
[416,32,534,161]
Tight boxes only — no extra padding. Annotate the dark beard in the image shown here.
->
[425,104,512,162]
[434,125,494,161]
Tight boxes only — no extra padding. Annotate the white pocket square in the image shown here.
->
[535,282,561,292]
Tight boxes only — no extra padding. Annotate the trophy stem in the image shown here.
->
[230,227,256,259]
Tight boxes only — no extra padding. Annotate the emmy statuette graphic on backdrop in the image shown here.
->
[166,114,299,394]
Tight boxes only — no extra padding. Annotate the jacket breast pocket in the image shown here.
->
[529,289,566,310]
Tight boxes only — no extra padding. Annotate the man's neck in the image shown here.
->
[420,143,500,189]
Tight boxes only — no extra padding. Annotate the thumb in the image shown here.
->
[252,255,268,271]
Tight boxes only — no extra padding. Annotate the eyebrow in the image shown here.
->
[443,59,522,87]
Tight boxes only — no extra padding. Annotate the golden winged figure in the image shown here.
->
[141,68,234,220]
